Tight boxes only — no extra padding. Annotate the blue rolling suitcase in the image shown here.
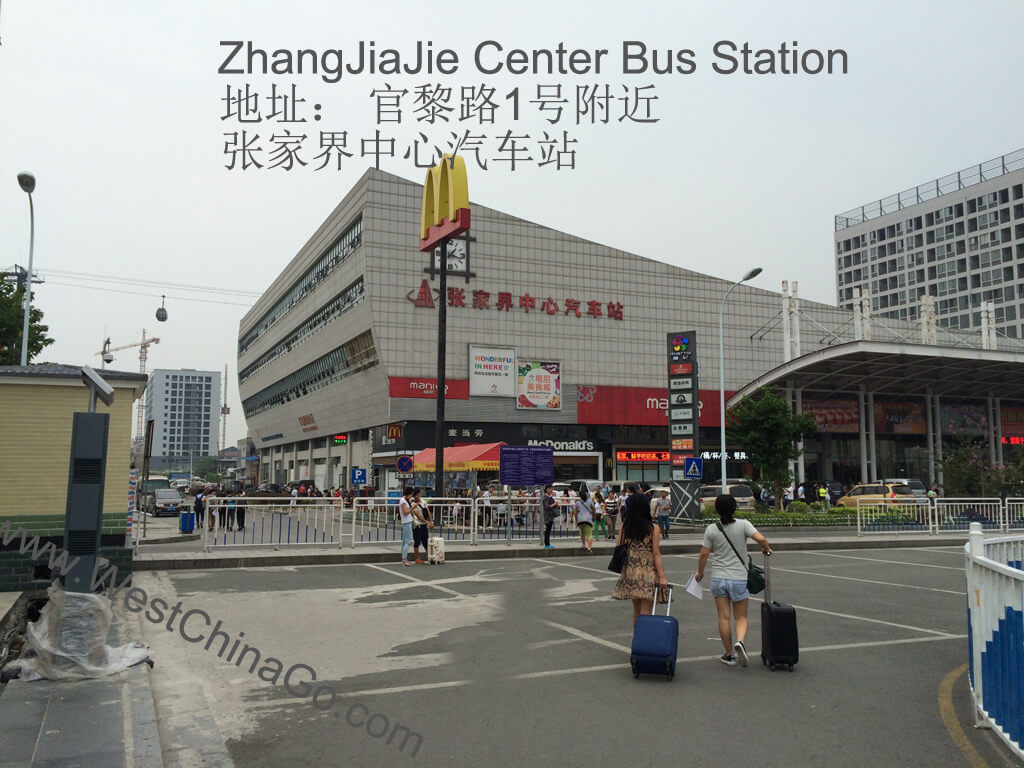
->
[630,587,678,680]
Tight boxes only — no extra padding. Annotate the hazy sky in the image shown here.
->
[2,1,1022,446]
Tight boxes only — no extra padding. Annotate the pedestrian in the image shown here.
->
[398,486,428,567]
[695,494,773,667]
[797,483,805,502]
[290,485,298,507]
[561,489,571,520]
[654,489,672,539]
[593,490,609,540]
[783,486,793,510]
[817,484,828,508]
[574,488,595,553]
[612,490,669,626]
[225,494,236,531]
[194,487,205,527]
[410,488,434,564]
[605,490,619,540]
[236,491,247,531]
[541,485,557,549]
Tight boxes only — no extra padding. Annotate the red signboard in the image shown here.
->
[389,377,470,400]
[616,450,670,463]
[576,385,732,427]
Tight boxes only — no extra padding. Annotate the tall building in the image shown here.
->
[834,148,1024,337]
[145,368,222,470]
[238,168,1013,490]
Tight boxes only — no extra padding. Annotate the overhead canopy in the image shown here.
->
[413,442,505,472]
[728,340,1024,407]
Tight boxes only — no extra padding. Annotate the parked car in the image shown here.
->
[700,484,756,510]
[882,478,928,499]
[151,489,184,517]
[835,483,918,508]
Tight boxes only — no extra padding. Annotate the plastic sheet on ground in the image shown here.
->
[6,582,151,682]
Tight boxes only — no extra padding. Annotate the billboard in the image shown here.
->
[804,399,859,433]
[389,376,470,399]
[469,346,516,397]
[1001,406,1024,437]
[941,404,988,435]
[874,401,927,435]
[575,385,732,427]
[517,361,561,409]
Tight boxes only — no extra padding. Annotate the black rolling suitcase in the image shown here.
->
[760,553,798,671]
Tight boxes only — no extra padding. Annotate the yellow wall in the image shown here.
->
[0,380,138,522]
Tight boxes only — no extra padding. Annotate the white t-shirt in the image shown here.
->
[290,488,298,506]
[482,490,492,507]
[399,497,414,524]
[702,519,758,581]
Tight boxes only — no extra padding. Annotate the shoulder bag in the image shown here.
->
[608,541,628,573]
[715,522,765,595]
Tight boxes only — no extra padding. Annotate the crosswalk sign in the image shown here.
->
[684,457,703,480]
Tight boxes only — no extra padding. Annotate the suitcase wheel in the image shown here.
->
[665,661,673,681]
[630,658,639,679]
[769,664,777,672]
[787,664,794,672]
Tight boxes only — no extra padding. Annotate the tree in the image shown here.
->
[726,388,818,509]
[192,456,219,479]
[0,280,54,364]
[941,438,1024,498]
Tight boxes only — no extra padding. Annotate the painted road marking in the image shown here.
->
[542,620,632,654]
[803,551,965,571]
[533,558,617,578]
[787,602,959,637]
[938,664,989,768]
[765,566,965,595]
[335,680,471,699]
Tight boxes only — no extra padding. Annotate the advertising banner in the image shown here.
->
[469,346,516,397]
[1001,406,1024,437]
[874,401,927,435]
[803,399,859,433]
[941,404,988,435]
[516,361,561,409]
[388,377,470,399]
[575,385,731,427]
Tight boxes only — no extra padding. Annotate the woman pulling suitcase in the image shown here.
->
[695,494,772,667]
[612,486,669,625]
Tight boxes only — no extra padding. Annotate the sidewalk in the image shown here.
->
[133,529,971,572]
[0,600,163,768]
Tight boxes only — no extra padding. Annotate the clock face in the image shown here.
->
[433,240,467,273]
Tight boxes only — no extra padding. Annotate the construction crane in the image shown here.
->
[96,330,159,440]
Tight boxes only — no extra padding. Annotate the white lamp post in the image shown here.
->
[17,173,36,366]
[719,267,763,493]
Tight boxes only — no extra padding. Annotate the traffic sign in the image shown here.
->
[684,457,703,480]
[350,468,367,486]
[396,455,414,473]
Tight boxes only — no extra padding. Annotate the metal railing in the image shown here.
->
[965,524,1024,761]
[856,497,1022,535]
[202,496,343,550]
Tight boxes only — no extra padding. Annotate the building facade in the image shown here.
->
[835,148,1024,337]
[145,368,222,471]
[238,168,1018,492]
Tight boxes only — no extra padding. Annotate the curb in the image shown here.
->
[132,534,964,571]
[136,533,201,546]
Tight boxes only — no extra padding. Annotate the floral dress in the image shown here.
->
[612,533,668,602]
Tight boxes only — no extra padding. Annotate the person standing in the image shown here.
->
[612,491,668,626]
[605,490,619,540]
[783,486,793,510]
[541,485,557,549]
[574,488,595,553]
[592,490,608,540]
[817,484,829,508]
[398,487,417,567]
[236,491,247,531]
[193,487,205,528]
[410,488,434,564]
[797,484,805,502]
[654,489,672,539]
[695,494,772,667]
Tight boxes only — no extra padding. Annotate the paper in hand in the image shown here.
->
[685,573,703,600]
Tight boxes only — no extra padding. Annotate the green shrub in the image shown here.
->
[787,500,810,515]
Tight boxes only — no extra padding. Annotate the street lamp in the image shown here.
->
[17,173,36,366]
[719,267,763,493]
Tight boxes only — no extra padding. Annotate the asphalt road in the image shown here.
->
[129,546,1019,767]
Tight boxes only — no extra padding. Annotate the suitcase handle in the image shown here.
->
[763,551,772,604]
[652,586,672,615]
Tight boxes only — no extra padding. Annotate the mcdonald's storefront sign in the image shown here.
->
[420,154,471,252]
[386,424,404,440]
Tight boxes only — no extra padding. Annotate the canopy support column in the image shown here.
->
[867,390,877,480]
[925,390,935,488]
[796,387,805,485]
[858,386,868,484]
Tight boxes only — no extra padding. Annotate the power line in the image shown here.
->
[44,280,255,307]
[39,269,263,297]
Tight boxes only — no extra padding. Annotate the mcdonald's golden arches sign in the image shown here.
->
[419,154,471,251]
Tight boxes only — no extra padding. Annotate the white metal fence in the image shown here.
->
[964,523,1024,761]
[202,496,343,550]
[856,497,1024,536]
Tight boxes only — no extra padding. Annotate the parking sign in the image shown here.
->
[351,468,367,486]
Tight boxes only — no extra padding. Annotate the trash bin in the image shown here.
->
[179,510,195,534]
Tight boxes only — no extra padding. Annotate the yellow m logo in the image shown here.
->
[419,154,471,251]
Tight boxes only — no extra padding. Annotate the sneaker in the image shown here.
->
[415,558,424,564]
[719,653,736,666]
[544,545,555,550]
[734,641,749,667]
[401,560,413,567]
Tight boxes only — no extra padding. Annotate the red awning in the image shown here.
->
[413,442,505,472]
